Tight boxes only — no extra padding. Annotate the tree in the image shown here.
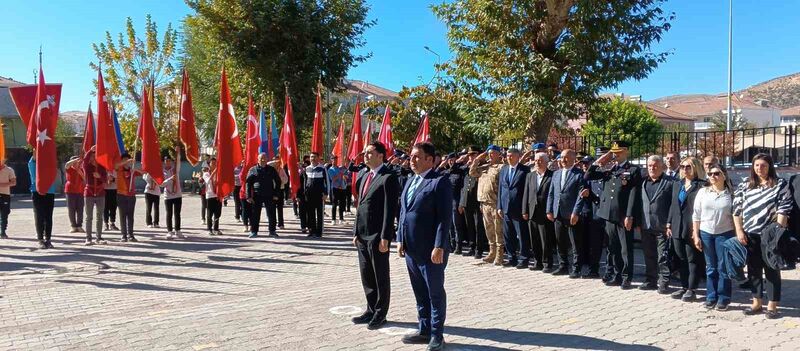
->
[581,98,663,158]
[183,0,375,144]
[91,15,179,154]
[432,1,673,141]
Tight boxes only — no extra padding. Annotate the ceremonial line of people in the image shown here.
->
[349,139,799,351]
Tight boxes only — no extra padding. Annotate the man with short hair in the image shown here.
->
[469,146,505,265]
[703,155,720,175]
[246,153,281,238]
[665,152,680,178]
[498,148,530,268]
[546,149,587,277]
[522,151,554,271]
[458,146,485,258]
[639,155,674,293]
[304,152,329,237]
[398,142,451,351]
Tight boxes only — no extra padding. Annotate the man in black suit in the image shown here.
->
[458,146,485,258]
[522,150,554,271]
[351,142,399,330]
[639,155,674,293]
[245,153,281,238]
[497,148,531,268]
[585,141,642,289]
[546,149,587,278]
[398,142,451,351]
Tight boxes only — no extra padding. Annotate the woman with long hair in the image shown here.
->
[666,156,705,301]
[733,154,792,319]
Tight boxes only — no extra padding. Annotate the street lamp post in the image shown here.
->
[726,0,733,167]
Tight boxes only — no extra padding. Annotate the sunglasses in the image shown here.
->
[680,164,692,169]
[708,171,722,177]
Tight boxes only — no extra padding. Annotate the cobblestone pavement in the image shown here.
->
[1,195,799,351]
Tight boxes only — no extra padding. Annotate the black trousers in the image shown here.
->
[251,197,277,234]
[641,229,671,285]
[274,189,285,227]
[145,193,160,226]
[451,203,468,251]
[0,194,10,234]
[104,189,117,224]
[746,233,781,301]
[357,237,391,320]
[331,188,347,221]
[241,198,251,227]
[672,237,702,290]
[606,221,634,282]
[200,196,207,221]
[32,192,55,241]
[206,198,221,232]
[345,186,352,212]
[464,204,485,253]
[233,186,243,220]
[165,197,182,232]
[585,217,605,275]
[297,196,307,229]
[532,217,555,267]
[552,217,577,270]
[306,196,324,235]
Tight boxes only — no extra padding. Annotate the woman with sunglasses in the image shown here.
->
[666,157,705,301]
[692,164,735,310]
[733,154,792,319]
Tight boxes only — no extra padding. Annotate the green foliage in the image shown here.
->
[183,0,375,145]
[432,0,673,141]
[581,98,663,157]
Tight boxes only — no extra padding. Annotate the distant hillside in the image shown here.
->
[739,72,800,109]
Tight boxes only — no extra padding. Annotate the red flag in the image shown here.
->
[279,93,301,199]
[241,94,261,187]
[95,70,121,171]
[213,67,243,199]
[31,65,58,195]
[82,104,95,154]
[310,85,324,154]
[363,121,372,151]
[179,69,201,166]
[8,84,62,129]
[378,105,395,158]
[346,99,364,162]
[332,121,345,167]
[413,113,431,145]
[137,84,164,184]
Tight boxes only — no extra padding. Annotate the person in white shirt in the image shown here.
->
[163,145,184,239]
[103,169,119,231]
[693,164,735,311]
[0,159,16,239]
[143,171,162,228]
[204,158,222,235]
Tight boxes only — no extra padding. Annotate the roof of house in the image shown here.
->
[643,101,695,121]
[0,77,27,118]
[781,106,800,116]
[651,93,773,117]
[0,76,25,88]
[341,79,398,99]
[59,110,86,134]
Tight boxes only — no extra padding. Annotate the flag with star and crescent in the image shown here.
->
[242,94,261,184]
[179,68,200,166]
[30,65,59,195]
[377,105,395,158]
[213,67,243,199]
[279,92,300,199]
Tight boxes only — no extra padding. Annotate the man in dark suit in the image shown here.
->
[546,149,587,278]
[245,153,281,238]
[497,148,531,268]
[458,146,485,258]
[578,154,604,279]
[397,142,452,351]
[522,150,555,271]
[639,155,674,293]
[585,141,642,289]
[351,142,399,330]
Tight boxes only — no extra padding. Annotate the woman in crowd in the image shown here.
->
[115,153,144,242]
[198,166,208,224]
[666,156,705,302]
[64,156,85,233]
[83,148,107,245]
[163,145,184,239]
[143,169,161,228]
[204,158,222,235]
[692,164,734,310]
[103,167,119,231]
[733,154,792,319]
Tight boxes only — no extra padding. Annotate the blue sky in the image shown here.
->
[2,0,799,112]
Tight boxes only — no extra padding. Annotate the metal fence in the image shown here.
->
[493,126,799,168]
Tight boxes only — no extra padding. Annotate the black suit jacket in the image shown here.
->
[666,179,704,240]
[585,161,643,225]
[353,165,400,241]
[522,169,553,222]
[640,175,674,232]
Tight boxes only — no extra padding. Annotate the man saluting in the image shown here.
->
[351,142,399,330]
[398,142,452,351]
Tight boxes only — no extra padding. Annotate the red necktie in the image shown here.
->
[361,171,374,198]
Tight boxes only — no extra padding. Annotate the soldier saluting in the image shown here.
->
[585,140,642,290]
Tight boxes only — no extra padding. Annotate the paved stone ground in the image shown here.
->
[1,194,799,351]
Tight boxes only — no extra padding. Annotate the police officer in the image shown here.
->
[585,140,642,289]
[246,153,281,238]
[579,147,610,279]
[458,146,485,258]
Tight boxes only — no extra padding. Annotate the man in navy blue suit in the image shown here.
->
[546,149,587,277]
[397,142,452,351]
[497,148,530,268]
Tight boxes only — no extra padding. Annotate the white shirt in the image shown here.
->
[143,173,162,196]
[536,169,546,188]
[0,166,16,195]
[692,187,735,235]
[162,166,182,200]
[203,172,217,199]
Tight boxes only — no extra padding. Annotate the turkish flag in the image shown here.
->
[82,104,95,155]
[95,70,121,171]
[346,99,364,162]
[413,113,431,145]
[137,84,164,184]
[310,85,324,154]
[363,121,372,151]
[31,66,58,195]
[332,121,345,167]
[179,69,201,166]
[242,94,261,187]
[213,67,243,199]
[377,105,394,158]
[8,84,62,133]
[279,93,300,199]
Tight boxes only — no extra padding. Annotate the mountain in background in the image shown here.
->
[738,72,800,109]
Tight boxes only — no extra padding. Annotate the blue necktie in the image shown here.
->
[406,175,421,204]
[508,168,515,184]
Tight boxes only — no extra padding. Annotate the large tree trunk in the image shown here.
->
[526,113,555,144]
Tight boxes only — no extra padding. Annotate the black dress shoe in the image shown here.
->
[620,280,633,290]
[743,307,763,316]
[552,268,569,276]
[401,331,431,344]
[530,264,544,271]
[639,282,657,291]
[582,272,600,279]
[568,271,580,279]
[542,266,557,273]
[367,318,386,330]
[427,336,445,351]
[601,274,615,283]
[605,279,622,287]
[351,312,373,324]
[464,248,475,256]
[502,261,518,268]
[474,251,483,259]
[515,263,529,269]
